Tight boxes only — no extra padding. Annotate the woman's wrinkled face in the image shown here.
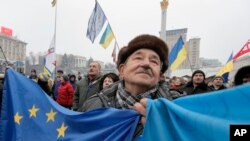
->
[103,77,114,89]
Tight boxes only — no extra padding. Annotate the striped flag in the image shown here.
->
[168,36,187,71]
[86,1,107,43]
[99,24,114,49]
[216,52,233,82]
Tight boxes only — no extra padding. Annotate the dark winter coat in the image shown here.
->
[73,74,102,111]
[181,81,212,95]
[52,80,61,100]
[209,85,227,91]
[37,79,51,96]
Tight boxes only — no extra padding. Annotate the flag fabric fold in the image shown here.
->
[0,69,139,141]
[2,70,250,141]
[99,24,114,49]
[168,36,187,71]
[86,1,107,43]
[216,52,233,79]
[139,84,250,141]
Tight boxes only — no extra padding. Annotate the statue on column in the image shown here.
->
[161,0,169,10]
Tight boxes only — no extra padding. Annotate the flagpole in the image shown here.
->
[53,0,58,79]
[187,55,194,73]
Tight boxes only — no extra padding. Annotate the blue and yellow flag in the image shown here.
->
[168,36,187,71]
[216,52,233,82]
[0,69,139,141]
[99,24,114,49]
[139,84,250,141]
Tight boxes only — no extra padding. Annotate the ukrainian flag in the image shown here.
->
[99,24,114,49]
[169,36,187,71]
[216,52,233,82]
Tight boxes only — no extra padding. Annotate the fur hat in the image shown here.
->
[192,70,205,79]
[116,34,169,73]
[234,65,250,86]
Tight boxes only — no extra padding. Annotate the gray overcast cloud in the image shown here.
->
[1,0,250,63]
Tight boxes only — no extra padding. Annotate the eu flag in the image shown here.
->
[0,69,139,141]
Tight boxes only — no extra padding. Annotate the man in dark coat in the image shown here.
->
[182,70,212,95]
[73,61,102,111]
[81,34,184,138]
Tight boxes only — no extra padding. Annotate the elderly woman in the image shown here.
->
[99,72,119,90]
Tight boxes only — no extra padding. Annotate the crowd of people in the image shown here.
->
[1,34,250,139]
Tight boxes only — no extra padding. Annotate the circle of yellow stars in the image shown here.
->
[13,105,68,139]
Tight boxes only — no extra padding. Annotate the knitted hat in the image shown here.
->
[213,76,225,82]
[192,70,205,79]
[116,34,169,73]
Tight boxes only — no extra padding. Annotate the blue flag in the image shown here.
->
[86,1,107,43]
[0,69,139,141]
[139,84,250,141]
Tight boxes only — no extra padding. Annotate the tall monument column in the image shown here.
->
[160,0,169,43]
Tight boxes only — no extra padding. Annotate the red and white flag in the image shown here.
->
[233,39,250,60]
[44,35,56,76]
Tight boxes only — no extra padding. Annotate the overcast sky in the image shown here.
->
[1,0,250,64]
